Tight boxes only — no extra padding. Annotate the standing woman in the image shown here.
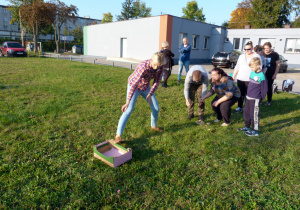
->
[263,42,280,106]
[115,52,165,143]
[200,68,240,126]
[161,41,174,88]
[254,45,267,74]
[232,41,261,113]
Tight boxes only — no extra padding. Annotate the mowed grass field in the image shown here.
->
[0,57,299,209]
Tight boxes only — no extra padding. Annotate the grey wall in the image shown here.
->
[85,16,160,60]
[171,17,224,64]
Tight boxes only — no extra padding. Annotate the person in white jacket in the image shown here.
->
[232,41,261,113]
[184,65,209,125]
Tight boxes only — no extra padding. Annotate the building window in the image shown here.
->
[259,38,276,49]
[4,18,8,22]
[285,38,300,53]
[203,36,209,49]
[233,38,240,50]
[179,33,187,46]
[192,35,199,49]
[4,25,8,30]
[3,8,7,13]
[242,38,250,50]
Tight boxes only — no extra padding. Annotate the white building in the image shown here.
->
[0,5,101,42]
[84,14,300,68]
[224,28,300,68]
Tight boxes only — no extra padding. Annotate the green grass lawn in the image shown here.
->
[0,57,299,209]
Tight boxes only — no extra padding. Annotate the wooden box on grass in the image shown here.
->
[93,140,132,168]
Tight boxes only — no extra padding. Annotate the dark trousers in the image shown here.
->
[212,96,239,124]
[243,98,260,131]
[237,80,249,108]
[163,69,171,86]
[266,76,274,102]
[188,83,205,120]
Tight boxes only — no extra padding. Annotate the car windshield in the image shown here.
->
[7,43,23,48]
[214,52,228,57]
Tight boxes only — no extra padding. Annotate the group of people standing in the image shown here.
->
[114,39,280,142]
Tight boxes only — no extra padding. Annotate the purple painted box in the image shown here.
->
[93,140,132,168]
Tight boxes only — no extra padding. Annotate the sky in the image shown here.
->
[0,0,243,25]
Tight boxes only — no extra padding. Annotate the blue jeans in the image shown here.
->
[116,84,159,135]
[178,60,190,81]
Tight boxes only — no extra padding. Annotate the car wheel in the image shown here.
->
[283,66,287,73]
[213,65,217,68]
[230,62,235,69]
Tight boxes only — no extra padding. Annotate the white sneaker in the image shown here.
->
[214,119,221,123]
[235,107,243,113]
[221,122,230,127]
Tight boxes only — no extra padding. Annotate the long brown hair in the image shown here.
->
[211,68,233,82]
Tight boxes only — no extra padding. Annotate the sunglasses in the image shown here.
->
[244,48,252,51]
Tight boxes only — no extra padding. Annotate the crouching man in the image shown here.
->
[184,65,209,125]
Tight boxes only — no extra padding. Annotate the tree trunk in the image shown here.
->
[56,26,60,53]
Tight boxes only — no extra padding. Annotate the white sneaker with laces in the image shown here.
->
[221,122,230,127]
[235,107,243,113]
[214,119,221,123]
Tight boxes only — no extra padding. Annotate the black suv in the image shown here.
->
[212,51,239,69]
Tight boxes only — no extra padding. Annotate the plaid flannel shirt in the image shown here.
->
[127,59,163,101]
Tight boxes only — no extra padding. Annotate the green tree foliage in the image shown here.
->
[292,16,300,27]
[117,0,151,21]
[102,12,113,23]
[221,21,229,28]
[182,0,206,22]
[132,0,151,18]
[18,0,56,53]
[52,0,78,53]
[248,0,290,28]
[71,26,83,43]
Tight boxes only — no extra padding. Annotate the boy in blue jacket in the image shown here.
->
[238,57,268,136]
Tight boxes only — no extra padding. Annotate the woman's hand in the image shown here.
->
[212,100,219,107]
[121,100,130,112]
[186,99,190,107]
[146,94,152,106]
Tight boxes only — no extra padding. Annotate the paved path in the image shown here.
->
[43,53,300,95]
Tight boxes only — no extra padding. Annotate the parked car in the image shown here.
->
[0,41,27,57]
[212,51,239,69]
[279,55,288,73]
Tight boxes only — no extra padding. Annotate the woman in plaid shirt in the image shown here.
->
[115,52,165,143]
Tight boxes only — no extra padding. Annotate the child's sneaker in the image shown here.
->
[245,130,259,136]
[214,119,221,123]
[237,127,251,132]
[235,107,243,113]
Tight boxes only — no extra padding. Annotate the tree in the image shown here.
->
[248,0,290,28]
[19,0,56,53]
[116,0,151,21]
[292,16,300,27]
[8,0,38,46]
[132,0,151,18]
[52,0,78,53]
[71,25,83,43]
[102,12,113,23]
[182,0,206,22]
[221,21,229,28]
[228,0,251,29]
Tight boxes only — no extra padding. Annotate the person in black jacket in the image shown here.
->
[160,41,174,88]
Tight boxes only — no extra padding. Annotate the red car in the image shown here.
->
[0,41,27,57]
